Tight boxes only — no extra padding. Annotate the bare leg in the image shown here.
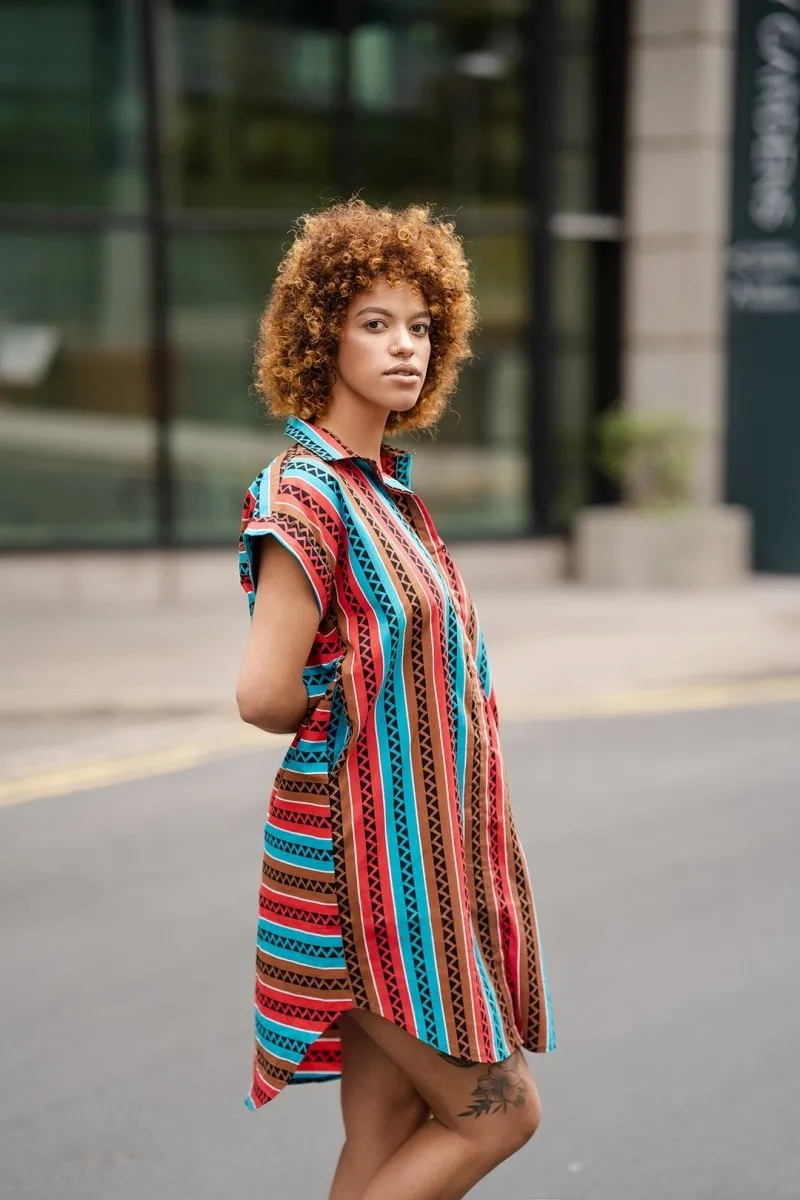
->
[346,1009,542,1200]
[328,1012,429,1200]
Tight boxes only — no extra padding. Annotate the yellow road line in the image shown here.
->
[502,674,800,722]
[2,675,800,810]
[0,727,286,810]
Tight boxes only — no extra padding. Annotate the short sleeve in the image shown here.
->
[238,454,341,619]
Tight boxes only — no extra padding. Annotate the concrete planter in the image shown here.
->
[573,505,752,588]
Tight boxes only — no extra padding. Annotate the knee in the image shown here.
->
[474,1092,542,1169]
[513,1091,542,1148]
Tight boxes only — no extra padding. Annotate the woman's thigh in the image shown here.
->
[337,1011,429,1141]
[344,1008,541,1160]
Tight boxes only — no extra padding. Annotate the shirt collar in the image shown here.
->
[285,417,414,491]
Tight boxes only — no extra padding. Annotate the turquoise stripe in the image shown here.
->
[303,660,340,695]
[280,752,329,775]
[264,824,331,850]
[451,615,469,825]
[475,622,493,699]
[263,838,333,872]
[258,917,343,945]
[470,929,509,1059]
[280,460,342,512]
[243,524,324,618]
[256,1009,318,1045]
[540,948,557,1051]
[254,1012,314,1059]
[285,417,345,462]
[257,922,346,968]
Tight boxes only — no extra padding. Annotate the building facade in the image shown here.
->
[0,0,797,568]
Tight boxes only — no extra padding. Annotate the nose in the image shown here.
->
[392,327,415,355]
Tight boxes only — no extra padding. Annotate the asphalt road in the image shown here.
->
[1,702,799,1200]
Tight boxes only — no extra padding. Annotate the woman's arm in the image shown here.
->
[236,538,321,734]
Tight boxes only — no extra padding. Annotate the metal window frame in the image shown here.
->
[140,0,173,547]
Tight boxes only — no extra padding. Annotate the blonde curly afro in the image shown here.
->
[255,198,476,433]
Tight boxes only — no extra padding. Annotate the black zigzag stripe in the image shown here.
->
[264,829,332,864]
[256,952,348,991]
[261,860,335,895]
[256,926,344,961]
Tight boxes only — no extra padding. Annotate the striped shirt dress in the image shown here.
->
[239,417,555,1111]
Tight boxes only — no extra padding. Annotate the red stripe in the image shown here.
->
[269,797,331,819]
[297,727,327,742]
[258,904,341,936]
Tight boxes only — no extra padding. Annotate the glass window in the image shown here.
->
[0,230,156,547]
[0,0,614,548]
[556,0,599,212]
[550,239,595,525]
[400,231,531,538]
[0,0,145,209]
[352,1,526,210]
[166,2,341,209]
[169,232,286,543]
[346,5,532,534]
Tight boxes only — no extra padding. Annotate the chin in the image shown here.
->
[390,393,421,412]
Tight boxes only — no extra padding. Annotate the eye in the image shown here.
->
[410,322,430,336]
[363,318,386,331]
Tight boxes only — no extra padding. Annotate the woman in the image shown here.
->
[236,199,555,1200]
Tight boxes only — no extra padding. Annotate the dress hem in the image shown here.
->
[244,1003,554,1113]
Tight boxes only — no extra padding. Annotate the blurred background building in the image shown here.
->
[0,1,797,569]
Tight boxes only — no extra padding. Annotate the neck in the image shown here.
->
[321,394,390,463]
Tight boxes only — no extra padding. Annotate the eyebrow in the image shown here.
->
[355,306,431,320]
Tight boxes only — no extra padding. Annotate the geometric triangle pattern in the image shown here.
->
[239,419,555,1114]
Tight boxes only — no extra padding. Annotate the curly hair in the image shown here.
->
[255,198,476,433]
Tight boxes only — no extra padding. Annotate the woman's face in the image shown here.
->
[333,277,431,418]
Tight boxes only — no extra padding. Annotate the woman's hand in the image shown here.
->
[236,538,321,734]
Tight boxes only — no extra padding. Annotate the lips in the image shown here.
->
[384,366,421,377]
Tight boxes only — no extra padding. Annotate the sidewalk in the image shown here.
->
[4,545,800,723]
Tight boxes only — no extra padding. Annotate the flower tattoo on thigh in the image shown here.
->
[438,1050,528,1118]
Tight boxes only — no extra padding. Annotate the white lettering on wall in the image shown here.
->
[750,7,800,231]
[729,239,800,311]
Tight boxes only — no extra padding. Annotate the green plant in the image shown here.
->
[595,410,697,509]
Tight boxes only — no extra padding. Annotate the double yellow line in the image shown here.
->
[2,674,800,811]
